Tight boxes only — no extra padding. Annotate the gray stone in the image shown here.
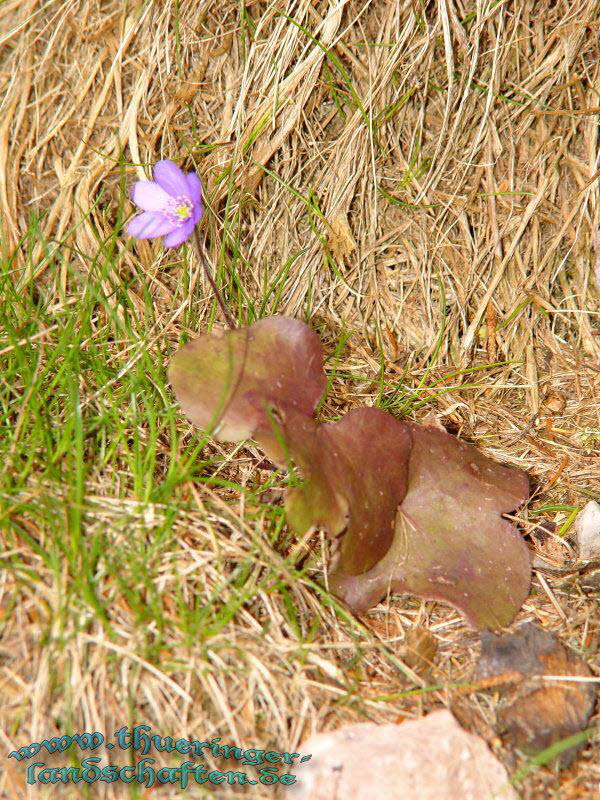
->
[576,501,600,561]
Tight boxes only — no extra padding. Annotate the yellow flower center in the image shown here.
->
[175,203,191,220]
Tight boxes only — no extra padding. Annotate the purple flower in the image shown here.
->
[127,160,203,249]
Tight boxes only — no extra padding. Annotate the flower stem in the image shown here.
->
[193,229,236,329]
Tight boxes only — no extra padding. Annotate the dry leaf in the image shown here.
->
[403,627,438,677]
[327,213,356,263]
[540,389,567,416]
[475,622,596,767]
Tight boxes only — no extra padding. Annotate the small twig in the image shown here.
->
[192,229,236,329]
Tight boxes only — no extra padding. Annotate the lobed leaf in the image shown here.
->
[329,424,531,629]
[257,408,412,574]
[169,317,531,629]
[168,316,327,442]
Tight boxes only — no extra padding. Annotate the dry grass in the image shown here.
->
[1,0,599,798]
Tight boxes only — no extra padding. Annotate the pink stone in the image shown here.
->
[290,710,518,800]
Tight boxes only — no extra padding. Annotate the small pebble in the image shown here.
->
[576,501,600,561]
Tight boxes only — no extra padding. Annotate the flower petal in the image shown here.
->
[127,211,175,239]
[131,181,172,212]
[190,200,203,226]
[154,160,190,199]
[163,219,195,249]
[186,172,202,206]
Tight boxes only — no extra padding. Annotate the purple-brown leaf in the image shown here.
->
[258,408,412,574]
[330,424,531,629]
[168,317,531,629]
[168,316,326,441]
